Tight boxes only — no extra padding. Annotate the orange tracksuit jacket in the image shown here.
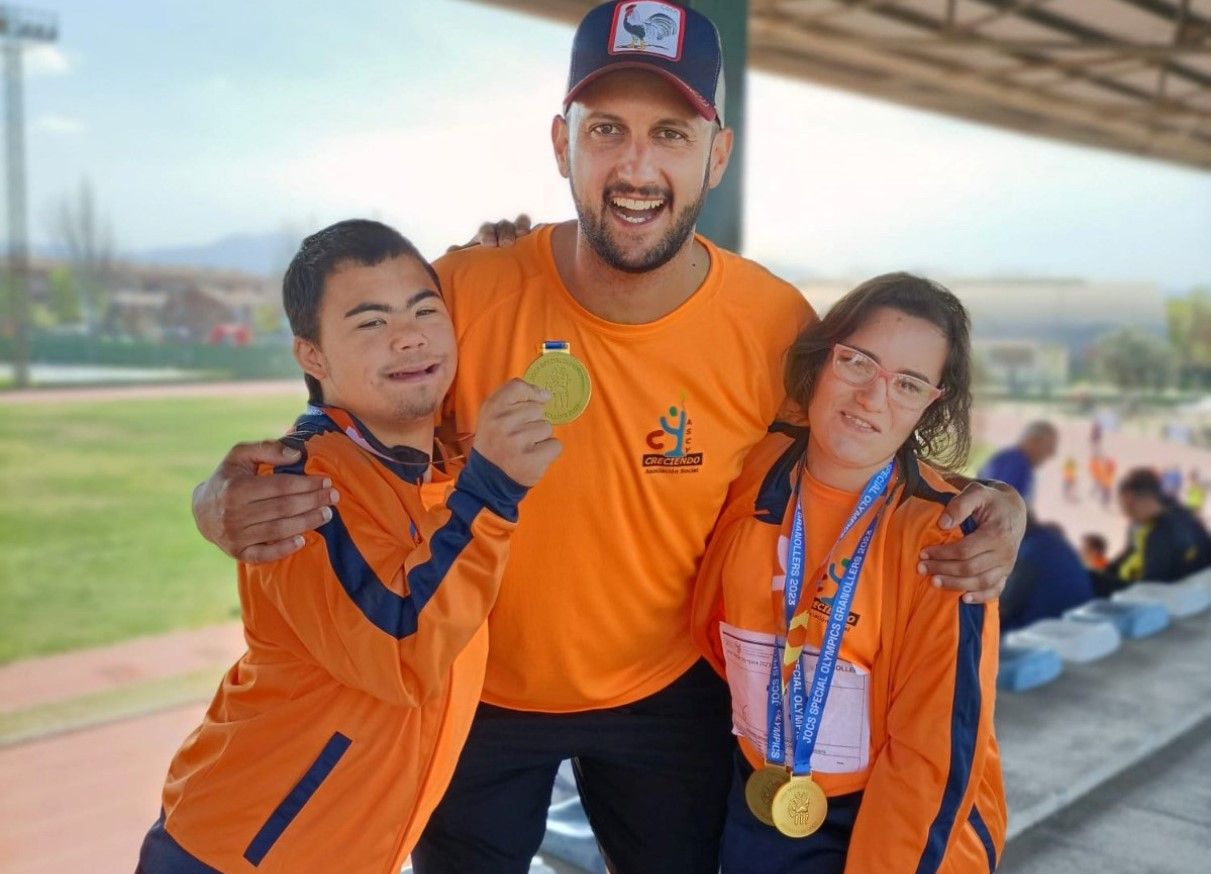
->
[137,406,527,873]
[692,423,1006,872]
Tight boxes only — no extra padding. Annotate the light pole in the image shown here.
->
[1,5,57,389]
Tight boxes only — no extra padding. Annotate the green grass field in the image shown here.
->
[0,392,307,664]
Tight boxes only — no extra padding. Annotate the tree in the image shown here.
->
[253,302,286,337]
[47,266,82,324]
[1166,286,1211,387]
[1092,327,1176,393]
[47,178,114,333]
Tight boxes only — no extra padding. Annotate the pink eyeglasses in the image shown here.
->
[831,343,943,410]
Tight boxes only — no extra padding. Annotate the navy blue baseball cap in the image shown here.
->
[565,1,725,125]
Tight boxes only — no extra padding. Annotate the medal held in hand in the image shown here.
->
[522,341,591,425]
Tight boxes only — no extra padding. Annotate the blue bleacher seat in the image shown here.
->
[1113,579,1211,618]
[1005,617,1121,663]
[1065,598,1170,638]
[998,643,1063,692]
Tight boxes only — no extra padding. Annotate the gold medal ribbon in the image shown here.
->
[772,470,901,692]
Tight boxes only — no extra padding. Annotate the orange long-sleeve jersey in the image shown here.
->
[436,223,812,712]
[139,407,527,873]
[691,424,1006,872]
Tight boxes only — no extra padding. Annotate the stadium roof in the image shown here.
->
[475,0,1211,171]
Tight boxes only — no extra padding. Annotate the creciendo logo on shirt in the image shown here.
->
[609,1,685,60]
[642,394,704,473]
[811,557,863,628]
[773,539,862,629]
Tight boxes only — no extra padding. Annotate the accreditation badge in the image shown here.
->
[522,340,591,425]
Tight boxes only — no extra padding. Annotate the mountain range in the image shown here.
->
[33,231,298,278]
[130,231,298,277]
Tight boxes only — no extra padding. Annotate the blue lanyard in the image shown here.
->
[765,462,894,773]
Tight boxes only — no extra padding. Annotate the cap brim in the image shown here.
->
[564,63,718,124]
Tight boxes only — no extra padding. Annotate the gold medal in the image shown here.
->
[522,341,591,425]
[770,775,828,838]
[744,765,789,827]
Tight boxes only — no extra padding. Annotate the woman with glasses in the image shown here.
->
[691,273,1005,873]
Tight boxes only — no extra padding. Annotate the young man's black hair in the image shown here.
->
[1118,467,1163,499]
[282,219,439,404]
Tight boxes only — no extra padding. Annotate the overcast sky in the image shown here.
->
[21,0,1211,289]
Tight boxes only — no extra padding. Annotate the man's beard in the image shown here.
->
[572,171,710,274]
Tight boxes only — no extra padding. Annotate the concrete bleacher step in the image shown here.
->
[997,608,1211,844]
[1064,598,1170,638]
[997,643,1063,692]
[1004,618,1121,663]
[1112,579,1211,618]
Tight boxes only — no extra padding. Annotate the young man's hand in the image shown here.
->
[919,480,1027,603]
[192,441,338,564]
[473,379,562,487]
[446,214,533,252]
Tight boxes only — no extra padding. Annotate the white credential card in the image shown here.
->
[719,622,870,773]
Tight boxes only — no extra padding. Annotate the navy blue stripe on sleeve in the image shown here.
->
[317,449,524,640]
[454,449,527,522]
[318,509,428,639]
[402,448,525,616]
[243,733,352,866]
[968,804,998,872]
[914,601,985,874]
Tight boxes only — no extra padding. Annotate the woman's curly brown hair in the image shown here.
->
[784,272,973,474]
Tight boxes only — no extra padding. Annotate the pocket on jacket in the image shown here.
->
[243,732,352,866]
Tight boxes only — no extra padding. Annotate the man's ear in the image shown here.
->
[552,113,571,179]
[293,336,327,384]
[706,125,734,190]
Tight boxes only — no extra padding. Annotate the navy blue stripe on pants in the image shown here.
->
[135,811,222,873]
[412,659,734,874]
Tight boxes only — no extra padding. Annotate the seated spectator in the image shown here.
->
[1080,533,1109,572]
[1002,517,1094,633]
[979,420,1057,505]
[1185,468,1206,516]
[1094,467,1211,596]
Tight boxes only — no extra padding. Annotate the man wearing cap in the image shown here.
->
[191,3,1024,871]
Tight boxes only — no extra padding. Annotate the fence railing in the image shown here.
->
[0,333,298,379]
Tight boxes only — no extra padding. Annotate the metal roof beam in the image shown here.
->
[468,0,1211,170]
[751,14,1211,165]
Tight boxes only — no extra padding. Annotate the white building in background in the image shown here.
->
[976,339,1069,393]
[796,277,1167,386]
